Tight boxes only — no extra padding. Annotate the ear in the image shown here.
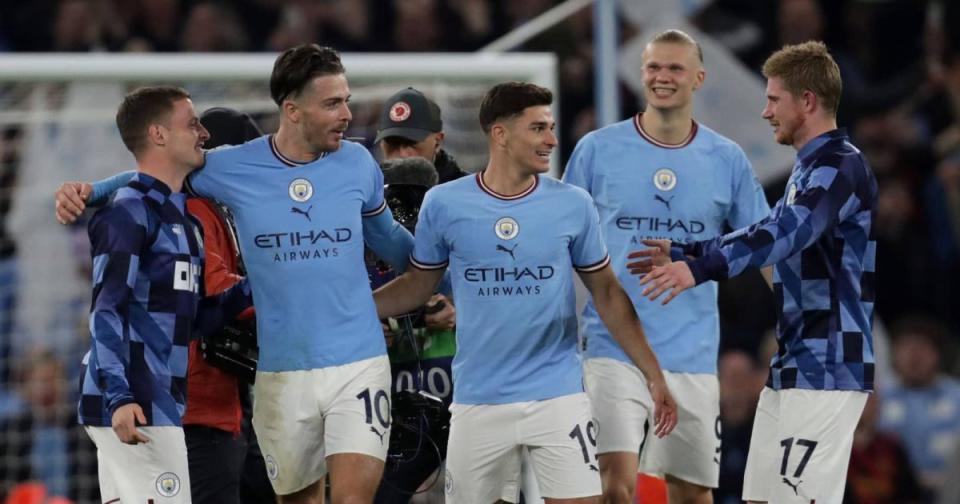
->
[490,123,508,148]
[693,68,706,90]
[281,99,299,123]
[147,123,166,147]
[802,90,818,114]
[433,131,445,153]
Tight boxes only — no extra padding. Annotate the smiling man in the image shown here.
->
[563,30,770,504]
[372,81,677,504]
[638,41,878,504]
[79,86,252,503]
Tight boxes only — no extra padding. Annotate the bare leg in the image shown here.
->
[327,452,385,504]
[597,451,639,504]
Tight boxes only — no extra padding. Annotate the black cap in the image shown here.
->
[200,107,263,149]
[375,87,442,143]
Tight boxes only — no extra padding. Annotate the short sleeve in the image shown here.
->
[409,189,449,270]
[569,191,609,272]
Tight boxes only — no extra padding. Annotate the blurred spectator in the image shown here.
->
[873,174,932,325]
[923,150,960,333]
[52,0,104,52]
[389,0,446,52]
[180,1,250,52]
[323,0,375,51]
[448,0,500,49]
[879,316,960,496]
[3,348,98,502]
[0,127,19,388]
[0,382,30,501]
[845,393,926,504]
[266,2,320,52]
[714,350,765,504]
[127,0,181,51]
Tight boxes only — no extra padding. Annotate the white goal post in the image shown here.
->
[0,52,558,175]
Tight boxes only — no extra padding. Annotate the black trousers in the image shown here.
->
[184,386,275,503]
[185,425,245,504]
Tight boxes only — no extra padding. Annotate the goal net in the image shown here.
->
[0,52,555,503]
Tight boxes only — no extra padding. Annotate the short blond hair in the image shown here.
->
[648,29,703,63]
[762,41,842,115]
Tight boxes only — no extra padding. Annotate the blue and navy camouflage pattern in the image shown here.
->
[78,173,251,427]
[682,129,877,391]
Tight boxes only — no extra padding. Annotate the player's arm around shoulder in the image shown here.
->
[577,265,677,438]
[55,170,137,224]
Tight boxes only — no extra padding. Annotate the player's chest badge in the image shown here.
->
[495,217,519,240]
[289,178,314,202]
[653,168,677,191]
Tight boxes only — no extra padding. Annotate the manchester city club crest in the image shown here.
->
[265,455,279,480]
[288,178,313,202]
[653,168,677,191]
[155,472,181,497]
[389,101,412,122]
[444,468,455,496]
[494,217,519,240]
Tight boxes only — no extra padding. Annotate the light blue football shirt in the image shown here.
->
[564,116,769,374]
[188,136,388,371]
[411,173,610,405]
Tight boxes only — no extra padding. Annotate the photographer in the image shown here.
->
[369,88,464,503]
[179,108,275,504]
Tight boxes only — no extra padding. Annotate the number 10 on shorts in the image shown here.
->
[357,388,391,428]
[569,420,599,470]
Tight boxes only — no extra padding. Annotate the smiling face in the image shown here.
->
[162,97,209,170]
[641,41,705,113]
[761,76,806,147]
[288,73,353,153]
[500,105,556,175]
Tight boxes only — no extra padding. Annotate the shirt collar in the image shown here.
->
[797,128,848,163]
[131,172,186,210]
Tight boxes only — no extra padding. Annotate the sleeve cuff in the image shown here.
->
[685,249,729,285]
[106,396,136,417]
[669,245,686,262]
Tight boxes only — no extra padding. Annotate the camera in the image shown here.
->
[388,389,449,462]
[200,319,258,383]
[384,184,427,234]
